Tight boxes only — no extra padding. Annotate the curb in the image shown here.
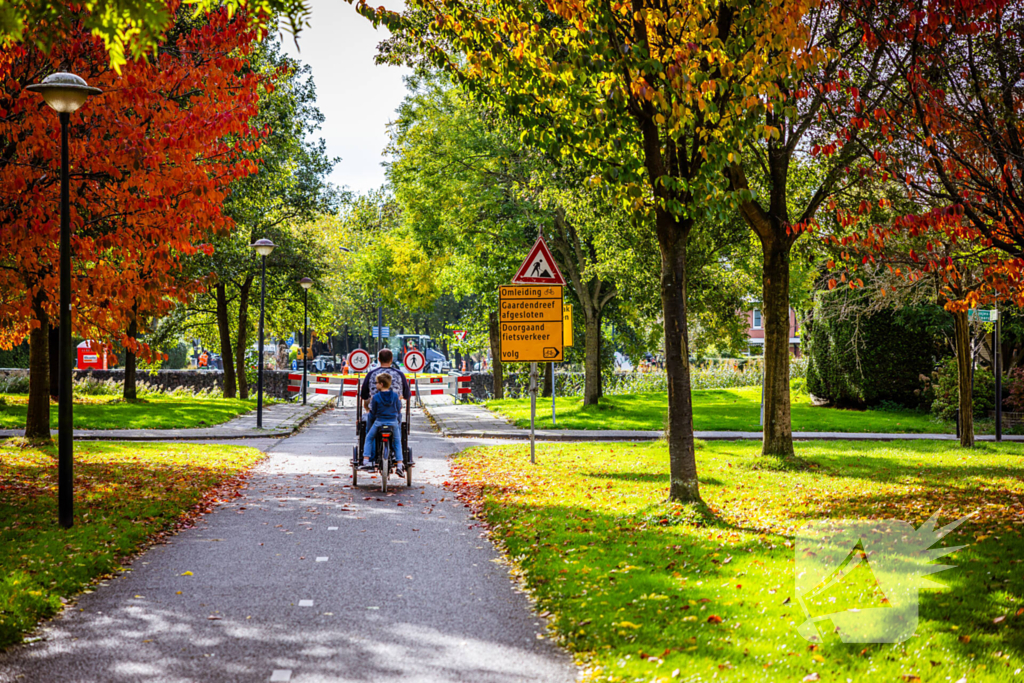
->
[0,398,336,442]
[418,403,1024,442]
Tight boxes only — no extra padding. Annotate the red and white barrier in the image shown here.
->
[287,373,472,398]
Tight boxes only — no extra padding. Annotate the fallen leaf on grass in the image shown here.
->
[707,615,723,624]
[994,616,1006,624]
[803,674,820,682]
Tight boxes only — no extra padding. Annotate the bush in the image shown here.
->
[0,343,30,368]
[1005,367,1024,413]
[0,375,30,394]
[73,377,121,397]
[928,357,995,421]
[805,294,946,407]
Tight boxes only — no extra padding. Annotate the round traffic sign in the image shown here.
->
[347,349,371,373]
[403,349,426,373]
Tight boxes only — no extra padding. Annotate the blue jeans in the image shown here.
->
[365,418,403,463]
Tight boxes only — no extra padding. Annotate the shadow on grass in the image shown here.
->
[485,482,1024,680]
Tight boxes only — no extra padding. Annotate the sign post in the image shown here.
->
[346,349,372,409]
[529,363,538,464]
[404,349,426,408]
[968,309,1001,440]
[503,235,566,463]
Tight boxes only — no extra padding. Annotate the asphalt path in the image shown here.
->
[0,406,576,683]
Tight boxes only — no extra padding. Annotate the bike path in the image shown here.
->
[0,407,576,683]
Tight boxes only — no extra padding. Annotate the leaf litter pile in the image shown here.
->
[0,439,263,648]
[449,439,1024,682]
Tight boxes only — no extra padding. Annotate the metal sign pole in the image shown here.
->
[996,307,1002,441]
[552,362,556,427]
[759,363,765,428]
[530,362,538,464]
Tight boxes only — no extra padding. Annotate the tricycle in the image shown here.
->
[351,387,413,492]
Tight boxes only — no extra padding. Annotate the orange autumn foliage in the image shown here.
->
[0,4,265,357]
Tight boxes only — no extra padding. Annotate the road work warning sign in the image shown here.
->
[499,285,563,362]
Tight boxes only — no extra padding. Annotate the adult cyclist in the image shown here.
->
[359,349,411,465]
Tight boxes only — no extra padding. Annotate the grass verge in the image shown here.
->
[449,440,1024,682]
[0,439,263,648]
[0,394,259,431]
[488,388,951,433]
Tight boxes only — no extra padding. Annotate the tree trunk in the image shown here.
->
[236,274,253,399]
[216,283,237,398]
[26,292,51,440]
[47,323,59,399]
[542,361,553,398]
[760,234,795,457]
[953,309,974,448]
[656,211,701,503]
[583,307,602,405]
[488,310,504,399]
[123,317,138,400]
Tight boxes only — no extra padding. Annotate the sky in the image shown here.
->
[282,0,411,196]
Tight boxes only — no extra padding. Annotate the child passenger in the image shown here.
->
[363,372,404,476]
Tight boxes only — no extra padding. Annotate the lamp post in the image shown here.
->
[250,239,276,428]
[299,277,313,405]
[26,73,101,530]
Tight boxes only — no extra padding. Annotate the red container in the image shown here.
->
[77,340,109,370]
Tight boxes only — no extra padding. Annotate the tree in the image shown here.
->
[0,7,263,434]
[716,0,907,457]
[170,35,339,399]
[365,0,820,501]
[0,0,308,72]
[828,0,1024,446]
[387,76,658,403]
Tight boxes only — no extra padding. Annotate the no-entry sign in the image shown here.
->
[498,285,563,362]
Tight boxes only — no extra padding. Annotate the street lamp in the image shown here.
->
[250,238,276,428]
[299,277,313,405]
[26,72,101,530]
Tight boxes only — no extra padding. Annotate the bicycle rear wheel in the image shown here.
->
[380,442,389,494]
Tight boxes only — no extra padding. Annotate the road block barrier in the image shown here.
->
[288,373,471,398]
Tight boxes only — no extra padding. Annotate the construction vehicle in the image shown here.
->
[389,334,450,374]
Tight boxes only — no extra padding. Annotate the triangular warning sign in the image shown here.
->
[512,235,566,285]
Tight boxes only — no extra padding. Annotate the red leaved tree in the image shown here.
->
[826,0,1024,446]
[0,4,265,437]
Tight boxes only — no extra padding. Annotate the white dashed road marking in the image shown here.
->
[270,670,292,682]
[316,557,328,562]
[328,527,338,530]
[298,600,313,607]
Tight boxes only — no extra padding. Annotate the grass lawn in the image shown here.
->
[0,439,264,648]
[450,440,1024,682]
[488,387,956,433]
[0,394,259,431]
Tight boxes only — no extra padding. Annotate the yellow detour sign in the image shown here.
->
[499,285,563,362]
[563,304,573,346]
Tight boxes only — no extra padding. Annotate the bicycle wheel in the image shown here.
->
[351,446,358,486]
[406,459,413,487]
[380,442,389,494]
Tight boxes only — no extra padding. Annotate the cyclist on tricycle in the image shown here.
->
[352,349,413,491]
